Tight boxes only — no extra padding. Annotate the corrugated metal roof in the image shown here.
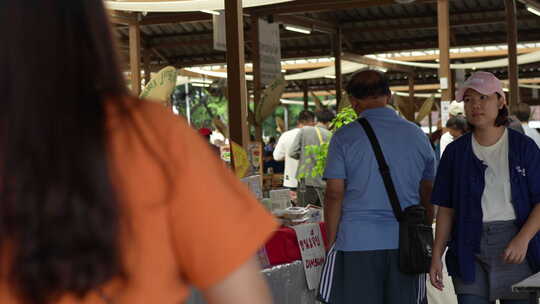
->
[114,0,540,91]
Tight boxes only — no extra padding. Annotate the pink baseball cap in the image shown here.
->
[456,71,506,103]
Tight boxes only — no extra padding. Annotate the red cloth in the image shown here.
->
[264,222,327,266]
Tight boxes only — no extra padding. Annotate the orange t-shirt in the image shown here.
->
[0,98,278,303]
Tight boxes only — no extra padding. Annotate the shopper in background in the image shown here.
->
[0,1,276,303]
[273,110,315,191]
[290,109,335,207]
[440,101,465,156]
[198,127,221,156]
[445,115,468,141]
[512,102,540,147]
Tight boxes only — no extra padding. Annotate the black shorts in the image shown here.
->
[318,247,427,304]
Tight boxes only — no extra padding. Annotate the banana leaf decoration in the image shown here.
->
[255,75,287,124]
[140,66,177,106]
[212,117,229,138]
[309,91,326,111]
[275,116,285,133]
[415,94,435,124]
[394,94,416,122]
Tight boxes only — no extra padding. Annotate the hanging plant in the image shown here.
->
[298,106,358,179]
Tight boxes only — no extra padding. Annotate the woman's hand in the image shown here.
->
[503,235,529,264]
[429,257,445,291]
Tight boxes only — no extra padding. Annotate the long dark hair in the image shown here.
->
[0,1,127,303]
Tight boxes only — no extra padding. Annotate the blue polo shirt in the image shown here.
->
[324,107,436,251]
[432,129,540,283]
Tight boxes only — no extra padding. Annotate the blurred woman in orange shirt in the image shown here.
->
[0,1,277,303]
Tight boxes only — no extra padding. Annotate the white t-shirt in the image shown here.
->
[472,129,516,222]
[273,128,300,188]
[523,123,540,148]
[440,131,454,157]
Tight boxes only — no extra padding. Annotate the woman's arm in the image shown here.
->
[429,206,454,291]
[203,256,273,304]
[504,204,540,264]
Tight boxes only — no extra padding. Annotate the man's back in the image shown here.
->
[290,125,332,188]
[324,107,435,251]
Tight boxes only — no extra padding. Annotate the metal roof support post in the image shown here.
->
[437,0,452,104]
[129,17,142,96]
[334,28,343,110]
[226,0,249,149]
[506,0,520,108]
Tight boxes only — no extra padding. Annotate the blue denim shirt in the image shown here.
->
[324,107,436,251]
[432,128,540,283]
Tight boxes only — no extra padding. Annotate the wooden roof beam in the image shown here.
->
[139,12,211,25]
[249,0,434,16]
[342,16,536,35]
[274,15,337,34]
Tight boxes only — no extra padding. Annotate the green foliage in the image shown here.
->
[330,106,358,131]
[171,84,228,129]
[261,104,307,138]
[298,106,358,179]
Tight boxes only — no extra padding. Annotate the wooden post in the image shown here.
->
[226,0,249,149]
[143,50,152,85]
[408,72,416,122]
[129,20,142,96]
[334,28,343,109]
[505,0,519,108]
[251,15,263,142]
[437,0,452,104]
[303,80,309,110]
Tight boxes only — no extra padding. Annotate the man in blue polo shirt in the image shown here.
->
[318,70,436,304]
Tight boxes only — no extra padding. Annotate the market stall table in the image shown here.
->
[512,271,540,304]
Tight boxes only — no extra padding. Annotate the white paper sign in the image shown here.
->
[258,18,281,85]
[241,175,263,201]
[213,11,226,51]
[293,223,326,290]
[439,77,449,90]
[269,189,290,210]
[441,100,451,128]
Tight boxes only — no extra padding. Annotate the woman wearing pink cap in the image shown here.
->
[429,72,540,303]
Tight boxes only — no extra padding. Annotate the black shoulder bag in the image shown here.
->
[358,117,433,274]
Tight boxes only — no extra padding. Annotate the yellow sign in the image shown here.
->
[231,141,249,178]
[140,66,177,105]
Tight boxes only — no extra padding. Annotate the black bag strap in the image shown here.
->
[357,118,403,221]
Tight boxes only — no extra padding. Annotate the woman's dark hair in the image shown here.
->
[346,70,391,100]
[0,1,126,303]
[467,94,509,131]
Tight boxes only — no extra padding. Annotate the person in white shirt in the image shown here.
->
[512,102,540,148]
[440,101,465,156]
[273,110,315,189]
